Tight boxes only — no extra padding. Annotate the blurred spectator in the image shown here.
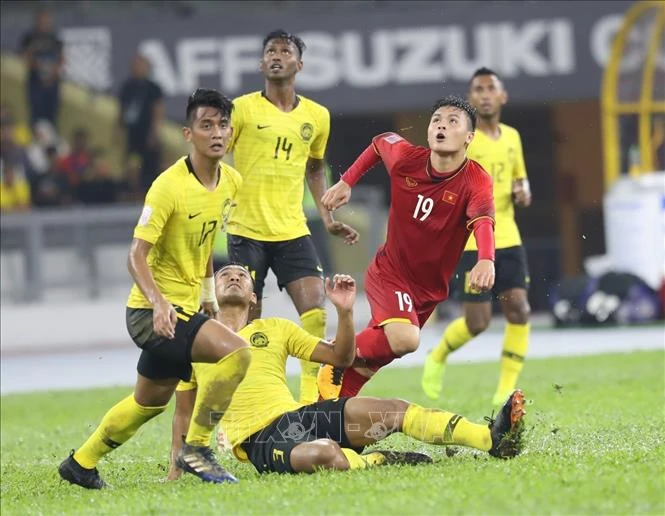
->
[25,119,68,182]
[116,154,146,202]
[0,162,31,213]
[77,150,118,205]
[19,9,64,127]
[1,112,30,173]
[58,127,93,190]
[117,54,164,192]
[31,145,71,207]
[1,104,32,147]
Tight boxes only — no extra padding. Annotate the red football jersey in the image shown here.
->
[371,132,495,302]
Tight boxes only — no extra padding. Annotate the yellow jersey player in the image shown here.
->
[227,29,359,405]
[166,265,526,478]
[422,67,533,406]
[58,89,251,489]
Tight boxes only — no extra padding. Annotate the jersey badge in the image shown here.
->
[250,332,269,348]
[442,190,458,205]
[300,123,313,141]
[405,177,418,188]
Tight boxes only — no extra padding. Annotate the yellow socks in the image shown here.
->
[186,347,251,447]
[430,317,474,363]
[73,394,166,469]
[402,404,491,452]
[494,323,530,404]
[299,308,327,405]
[340,448,373,469]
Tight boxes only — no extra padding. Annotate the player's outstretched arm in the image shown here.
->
[167,388,196,481]
[321,142,382,211]
[307,158,359,245]
[309,274,357,367]
[468,218,496,292]
[128,238,177,338]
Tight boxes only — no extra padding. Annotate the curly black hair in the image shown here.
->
[263,29,306,58]
[186,88,233,124]
[430,95,477,131]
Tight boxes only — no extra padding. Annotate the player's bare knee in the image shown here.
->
[466,314,490,335]
[387,332,419,356]
[312,439,347,470]
[505,300,531,325]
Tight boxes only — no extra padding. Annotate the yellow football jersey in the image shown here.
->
[465,123,527,251]
[178,317,320,461]
[126,157,242,313]
[227,91,330,241]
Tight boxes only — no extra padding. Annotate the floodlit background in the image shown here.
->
[1,0,663,394]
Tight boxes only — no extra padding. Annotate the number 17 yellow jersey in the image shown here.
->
[227,91,330,241]
[126,157,242,313]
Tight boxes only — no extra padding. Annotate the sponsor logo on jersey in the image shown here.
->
[405,177,418,188]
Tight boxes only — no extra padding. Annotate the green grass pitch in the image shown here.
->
[1,350,664,515]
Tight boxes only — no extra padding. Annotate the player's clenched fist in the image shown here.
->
[468,259,495,292]
[322,180,352,211]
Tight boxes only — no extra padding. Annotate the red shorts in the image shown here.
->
[364,262,441,329]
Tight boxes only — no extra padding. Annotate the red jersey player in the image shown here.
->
[318,95,496,398]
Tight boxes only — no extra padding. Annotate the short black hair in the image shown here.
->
[469,67,501,85]
[262,29,306,58]
[215,263,255,287]
[430,95,477,131]
[186,88,233,125]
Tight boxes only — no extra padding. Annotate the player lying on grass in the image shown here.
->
[167,265,526,477]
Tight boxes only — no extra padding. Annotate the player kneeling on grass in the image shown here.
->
[168,265,526,477]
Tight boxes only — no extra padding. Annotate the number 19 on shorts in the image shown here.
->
[395,291,413,312]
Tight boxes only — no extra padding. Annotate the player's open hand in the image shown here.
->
[324,274,356,312]
[512,179,532,207]
[153,297,177,339]
[326,220,360,245]
[322,180,352,211]
[468,259,495,292]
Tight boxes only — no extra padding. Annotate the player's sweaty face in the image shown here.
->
[427,107,472,153]
[260,39,301,79]
[215,266,254,303]
[468,74,506,118]
[190,107,231,159]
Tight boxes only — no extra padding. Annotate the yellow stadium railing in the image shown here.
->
[601,0,665,190]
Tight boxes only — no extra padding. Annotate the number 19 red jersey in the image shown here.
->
[369,132,494,308]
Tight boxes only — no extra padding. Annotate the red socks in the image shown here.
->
[355,326,398,367]
[339,326,399,397]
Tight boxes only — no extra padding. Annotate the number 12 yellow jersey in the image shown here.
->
[227,91,330,241]
[465,123,528,251]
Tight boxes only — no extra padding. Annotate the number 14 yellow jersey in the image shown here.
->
[227,91,330,241]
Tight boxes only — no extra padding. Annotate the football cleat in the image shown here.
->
[364,450,434,466]
[420,353,446,400]
[317,364,344,400]
[487,389,527,459]
[176,437,238,484]
[58,450,108,489]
